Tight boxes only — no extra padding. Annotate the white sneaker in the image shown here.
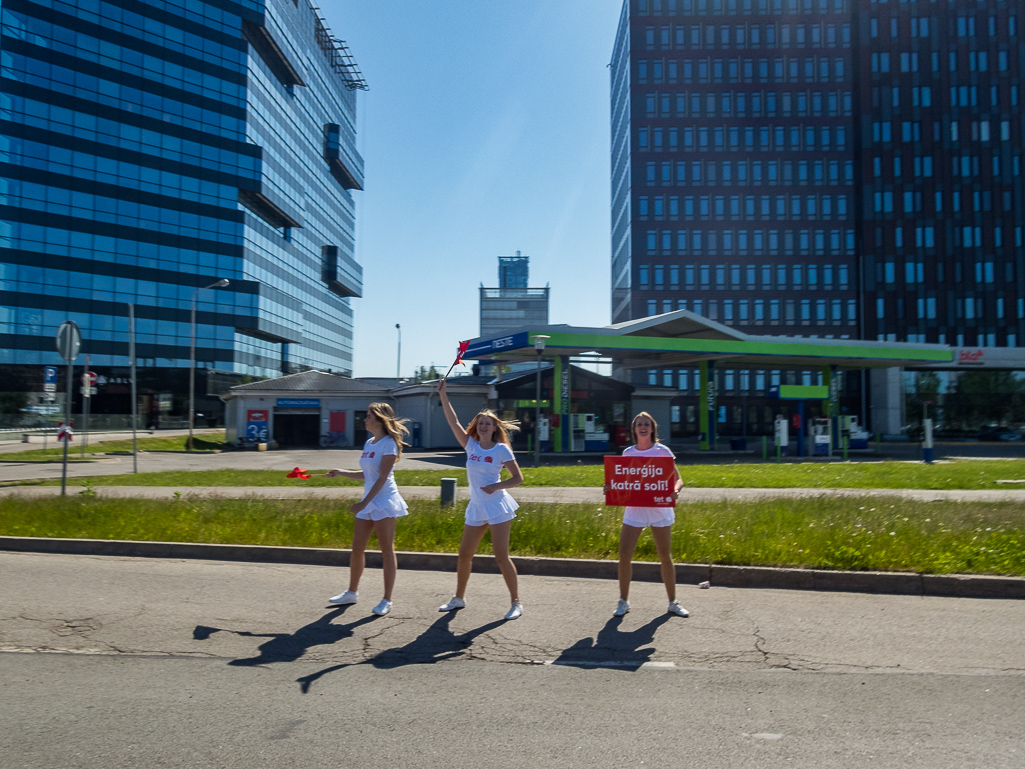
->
[372,599,392,616]
[667,600,689,617]
[328,590,358,605]
[614,599,630,617]
[438,597,466,612]
[505,602,523,620]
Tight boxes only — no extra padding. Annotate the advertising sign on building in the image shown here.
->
[246,409,269,441]
[276,398,320,408]
[603,455,677,507]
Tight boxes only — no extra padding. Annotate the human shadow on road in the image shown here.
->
[552,614,670,670]
[295,611,508,693]
[192,605,379,667]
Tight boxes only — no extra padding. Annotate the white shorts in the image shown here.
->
[622,510,675,528]
[465,509,517,527]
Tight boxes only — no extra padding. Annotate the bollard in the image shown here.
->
[440,477,457,506]
[922,418,934,464]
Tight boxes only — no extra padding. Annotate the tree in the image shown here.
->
[905,371,941,428]
[0,392,28,414]
[414,365,441,383]
[943,371,1025,428]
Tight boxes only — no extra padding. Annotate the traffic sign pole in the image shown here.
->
[56,320,82,496]
[129,303,138,474]
[81,356,90,458]
[62,356,72,495]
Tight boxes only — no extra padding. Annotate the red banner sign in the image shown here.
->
[246,410,268,422]
[604,455,676,507]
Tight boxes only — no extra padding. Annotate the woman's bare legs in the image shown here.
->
[650,524,676,603]
[618,524,644,600]
[348,517,375,593]
[454,524,489,598]
[372,517,398,601]
[488,520,519,602]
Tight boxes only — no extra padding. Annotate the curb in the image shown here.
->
[2,536,1023,600]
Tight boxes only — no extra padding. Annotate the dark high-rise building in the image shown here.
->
[1,0,365,413]
[859,1,1022,349]
[611,0,1022,432]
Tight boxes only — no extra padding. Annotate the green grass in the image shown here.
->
[0,432,227,461]
[2,495,1023,575]
[20,458,1025,490]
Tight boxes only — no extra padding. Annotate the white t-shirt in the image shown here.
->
[464,437,519,524]
[621,443,677,526]
[357,435,408,519]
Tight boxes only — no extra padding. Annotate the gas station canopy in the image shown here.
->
[465,310,954,370]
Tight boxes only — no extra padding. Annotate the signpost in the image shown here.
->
[56,321,82,496]
[80,357,92,457]
[128,303,138,473]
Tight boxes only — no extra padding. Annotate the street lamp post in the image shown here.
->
[396,323,401,378]
[189,279,229,451]
[533,335,550,468]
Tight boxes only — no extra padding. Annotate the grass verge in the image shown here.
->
[3,495,1023,575]
[20,458,1025,490]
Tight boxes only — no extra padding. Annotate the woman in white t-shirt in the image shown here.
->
[436,379,525,620]
[322,402,410,617]
[606,412,689,619]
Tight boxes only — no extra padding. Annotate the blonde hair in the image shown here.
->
[630,411,660,445]
[467,409,520,447]
[367,402,410,460]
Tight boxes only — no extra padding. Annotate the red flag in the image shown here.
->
[287,467,311,479]
[442,340,471,380]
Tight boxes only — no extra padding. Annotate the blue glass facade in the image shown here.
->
[0,0,364,382]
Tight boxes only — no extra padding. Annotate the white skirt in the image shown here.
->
[465,491,519,526]
[355,488,409,521]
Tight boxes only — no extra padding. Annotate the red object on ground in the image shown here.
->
[286,467,311,479]
[603,456,676,507]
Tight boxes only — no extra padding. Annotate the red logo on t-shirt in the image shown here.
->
[361,451,375,459]
[484,456,493,463]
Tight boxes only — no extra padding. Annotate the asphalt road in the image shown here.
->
[2,552,1023,768]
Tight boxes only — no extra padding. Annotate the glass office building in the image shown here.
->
[0,0,365,393]
[480,253,550,337]
[611,0,1023,433]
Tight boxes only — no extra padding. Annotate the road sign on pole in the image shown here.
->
[44,366,58,393]
[56,322,81,362]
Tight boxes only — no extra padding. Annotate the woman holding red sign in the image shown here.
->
[436,379,525,620]
[323,402,410,617]
[610,412,688,618]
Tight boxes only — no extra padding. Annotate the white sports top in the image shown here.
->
[464,437,519,523]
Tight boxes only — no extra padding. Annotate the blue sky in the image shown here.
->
[320,1,625,377]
